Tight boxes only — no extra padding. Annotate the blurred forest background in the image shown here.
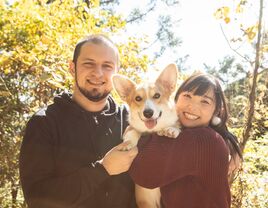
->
[0,0,267,207]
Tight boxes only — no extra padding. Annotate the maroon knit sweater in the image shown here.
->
[129,127,230,208]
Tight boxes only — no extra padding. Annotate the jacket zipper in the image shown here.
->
[83,114,100,159]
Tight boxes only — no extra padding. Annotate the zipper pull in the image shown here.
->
[93,116,99,125]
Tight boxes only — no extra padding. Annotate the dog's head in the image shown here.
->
[112,63,178,132]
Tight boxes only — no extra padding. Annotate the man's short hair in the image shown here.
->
[72,34,119,66]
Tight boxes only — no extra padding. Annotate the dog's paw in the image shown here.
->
[122,127,141,150]
[120,141,135,151]
[157,127,181,138]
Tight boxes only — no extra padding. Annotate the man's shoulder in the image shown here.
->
[33,101,58,118]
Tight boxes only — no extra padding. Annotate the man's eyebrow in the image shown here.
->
[82,58,95,62]
[82,58,115,66]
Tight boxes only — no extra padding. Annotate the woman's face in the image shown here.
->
[176,87,216,128]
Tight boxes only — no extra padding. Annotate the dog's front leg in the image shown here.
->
[135,184,162,208]
[157,122,181,138]
[122,126,141,150]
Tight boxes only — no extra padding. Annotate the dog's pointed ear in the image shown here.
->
[112,74,136,101]
[156,63,178,92]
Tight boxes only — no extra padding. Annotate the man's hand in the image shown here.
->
[101,141,138,175]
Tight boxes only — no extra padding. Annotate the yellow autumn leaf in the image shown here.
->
[4,68,10,74]
[262,44,268,52]
[264,121,268,128]
[224,17,231,24]
[47,79,65,89]
[91,0,100,7]
[236,4,244,13]
[245,24,258,41]
[214,6,230,20]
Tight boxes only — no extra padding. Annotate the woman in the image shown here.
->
[129,73,242,208]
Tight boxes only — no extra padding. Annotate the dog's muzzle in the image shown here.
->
[141,110,162,129]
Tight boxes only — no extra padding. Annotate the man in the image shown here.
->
[19,34,138,208]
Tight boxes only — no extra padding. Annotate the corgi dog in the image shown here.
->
[112,63,181,150]
[112,63,181,208]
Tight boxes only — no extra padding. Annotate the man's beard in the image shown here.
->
[75,66,110,102]
[78,85,110,102]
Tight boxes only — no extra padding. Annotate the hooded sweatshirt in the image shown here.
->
[19,93,136,208]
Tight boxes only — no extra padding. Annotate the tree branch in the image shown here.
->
[126,2,156,23]
[219,24,252,64]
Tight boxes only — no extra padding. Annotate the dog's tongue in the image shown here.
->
[145,119,157,129]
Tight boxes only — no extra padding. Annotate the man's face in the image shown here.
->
[72,42,117,102]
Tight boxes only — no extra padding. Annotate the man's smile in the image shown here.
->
[87,79,105,86]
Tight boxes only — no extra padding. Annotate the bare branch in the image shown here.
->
[126,2,156,23]
[219,24,253,64]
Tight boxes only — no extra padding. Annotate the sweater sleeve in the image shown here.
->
[129,127,229,189]
[19,115,110,208]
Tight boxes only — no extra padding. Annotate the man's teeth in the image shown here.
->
[88,80,103,85]
[184,112,199,120]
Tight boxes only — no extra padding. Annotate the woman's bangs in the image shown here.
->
[182,76,215,96]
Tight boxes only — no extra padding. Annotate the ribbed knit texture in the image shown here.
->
[129,127,230,208]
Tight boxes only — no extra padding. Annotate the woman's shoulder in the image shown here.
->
[179,127,226,147]
[182,126,217,135]
[181,127,222,139]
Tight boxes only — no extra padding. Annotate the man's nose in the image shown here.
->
[93,65,104,77]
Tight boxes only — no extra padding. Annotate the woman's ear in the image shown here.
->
[69,60,75,77]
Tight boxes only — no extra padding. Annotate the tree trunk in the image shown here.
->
[241,0,264,152]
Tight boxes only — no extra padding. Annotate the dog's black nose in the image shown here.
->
[143,109,154,118]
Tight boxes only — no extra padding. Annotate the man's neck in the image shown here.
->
[72,90,108,112]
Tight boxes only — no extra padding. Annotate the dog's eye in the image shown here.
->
[135,96,142,102]
[153,93,161,99]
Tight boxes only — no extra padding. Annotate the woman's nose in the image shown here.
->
[186,101,198,111]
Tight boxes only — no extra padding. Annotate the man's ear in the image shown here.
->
[69,60,75,77]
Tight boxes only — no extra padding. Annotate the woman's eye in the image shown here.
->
[135,96,142,102]
[201,100,210,105]
[183,94,191,98]
[153,93,160,99]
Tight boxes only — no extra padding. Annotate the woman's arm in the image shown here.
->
[129,127,229,188]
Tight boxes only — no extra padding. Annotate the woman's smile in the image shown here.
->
[183,112,199,120]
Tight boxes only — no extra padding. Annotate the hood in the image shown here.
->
[53,93,119,117]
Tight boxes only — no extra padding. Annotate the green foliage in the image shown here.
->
[226,69,268,208]
[231,132,268,208]
[225,69,268,137]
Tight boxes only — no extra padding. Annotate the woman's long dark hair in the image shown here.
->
[175,73,243,160]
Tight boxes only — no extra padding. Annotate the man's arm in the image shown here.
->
[19,116,137,208]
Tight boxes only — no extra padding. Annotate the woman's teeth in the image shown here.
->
[184,112,199,120]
